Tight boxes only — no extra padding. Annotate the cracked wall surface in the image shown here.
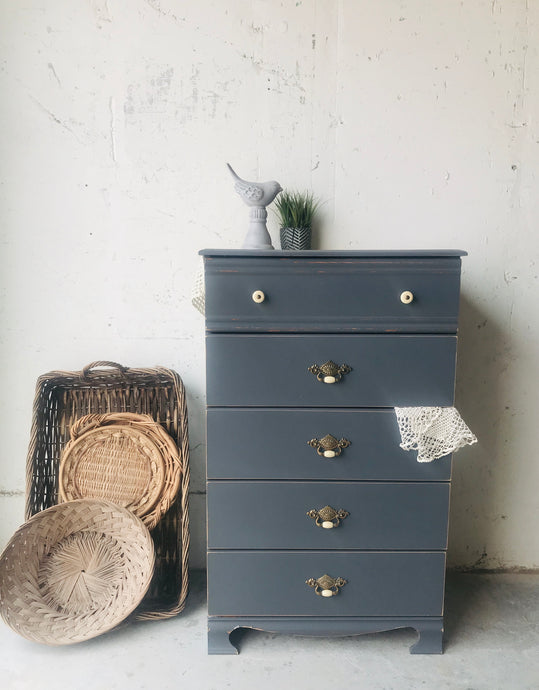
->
[0,0,538,569]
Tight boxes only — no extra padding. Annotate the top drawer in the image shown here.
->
[202,251,463,334]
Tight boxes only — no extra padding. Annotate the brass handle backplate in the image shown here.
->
[308,434,350,458]
[306,574,347,597]
[307,505,349,529]
[308,360,351,384]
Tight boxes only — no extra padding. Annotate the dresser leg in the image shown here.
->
[208,620,240,654]
[409,620,444,654]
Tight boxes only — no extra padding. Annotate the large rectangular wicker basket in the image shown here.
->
[25,361,189,620]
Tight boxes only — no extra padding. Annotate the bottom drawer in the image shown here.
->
[208,551,446,617]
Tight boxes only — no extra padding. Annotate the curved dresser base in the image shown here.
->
[208,616,444,655]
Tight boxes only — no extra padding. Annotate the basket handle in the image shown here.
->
[81,361,128,379]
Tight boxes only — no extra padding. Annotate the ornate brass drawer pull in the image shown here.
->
[306,574,347,597]
[308,434,350,458]
[308,360,352,384]
[307,505,349,529]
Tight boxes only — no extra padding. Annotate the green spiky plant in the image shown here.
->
[273,190,320,230]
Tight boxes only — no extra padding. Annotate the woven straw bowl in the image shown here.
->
[0,499,155,645]
[59,413,182,530]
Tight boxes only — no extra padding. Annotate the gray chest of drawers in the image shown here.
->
[201,249,465,654]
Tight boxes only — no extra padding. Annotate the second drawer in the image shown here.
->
[206,334,457,407]
[207,481,450,550]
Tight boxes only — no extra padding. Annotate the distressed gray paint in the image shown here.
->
[206,334,457,407]
[207,551,446,617]
[200,249,467,258]
[207,408,452,481]
[207,616,444,655]
[207,481,450,550]
[203,250,462,655]
[202,252,463,333]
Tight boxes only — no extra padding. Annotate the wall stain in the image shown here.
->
[47,62,61,87]
[29,95,82,142]
[144,0,185,24]
[125,66,175,116]
[90,0,112,29]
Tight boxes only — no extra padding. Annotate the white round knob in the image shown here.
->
[321,589,334,597]
[321,521,334,529]
[252,290,265,303]
[400,290,414,304]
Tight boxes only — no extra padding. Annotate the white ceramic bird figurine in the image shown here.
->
[226,163,282,249]
[227,163,283,207]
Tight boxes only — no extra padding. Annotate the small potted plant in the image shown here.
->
[274,190,320,250]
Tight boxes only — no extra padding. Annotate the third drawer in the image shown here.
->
[207,481,450,550]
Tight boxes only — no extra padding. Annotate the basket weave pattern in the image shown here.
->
[25,362,190,620]
[39,531,125,615]
[0,499,155,645]
[59,413,182,530]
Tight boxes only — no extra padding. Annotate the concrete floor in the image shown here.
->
[0,571,538,690]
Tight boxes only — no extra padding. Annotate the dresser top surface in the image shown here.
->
[200,249,467,258]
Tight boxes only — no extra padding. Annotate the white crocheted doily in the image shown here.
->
[394,407,477,462]
[192,259,205,315]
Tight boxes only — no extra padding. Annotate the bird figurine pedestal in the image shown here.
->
[227,163,282,250]
[243,207,273,249]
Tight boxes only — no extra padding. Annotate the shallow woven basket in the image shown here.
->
[26,361,189,620]
[59,413,182,530]
[0,499,155,645]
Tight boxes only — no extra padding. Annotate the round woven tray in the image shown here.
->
[0,499,155,645]
[59,413,182,529]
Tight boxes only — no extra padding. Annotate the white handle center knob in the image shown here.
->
[400,291,414,304]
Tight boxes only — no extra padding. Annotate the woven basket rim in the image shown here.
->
[59,413,181,529]
[0,498,155,645]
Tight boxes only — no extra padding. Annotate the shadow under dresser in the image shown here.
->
[201,249,466,654]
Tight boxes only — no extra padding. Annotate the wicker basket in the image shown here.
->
[0,499,155,645]
[26,361,190,620]
[59,413,182,530]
